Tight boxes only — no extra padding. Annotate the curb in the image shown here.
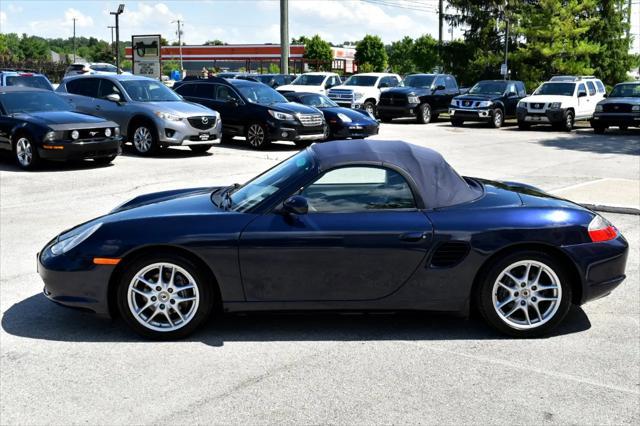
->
[581,203,640,216]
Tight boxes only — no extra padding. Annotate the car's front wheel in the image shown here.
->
[490,108,504,128]
[246,123,270,149]
[131,122,159,156]
[417,103,432,124]
[476,251,572,337]
[117,254,214,339]
[14,134,41,170]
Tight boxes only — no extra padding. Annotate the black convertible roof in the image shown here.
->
[309,140,481,209]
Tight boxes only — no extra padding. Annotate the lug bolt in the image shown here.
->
[156,286,161,291]
[520,283,526,288]
[168,288,173,293]
[151,296,157,302]
[160,304,165,309]
[531,297,537,302]
[520,300,526,306]
[532,286,537,291]
[514,292,519,297]
[170,299,175,304]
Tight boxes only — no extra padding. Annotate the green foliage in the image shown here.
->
[267,62,281,73]
[355,35,388,72]
[388,36,415,74]
[412,35,439,73]
[303,34,333,70]
[162,60,180,75]
[204,40,226,46]
[291,36,310,45]
[357,63,375,73]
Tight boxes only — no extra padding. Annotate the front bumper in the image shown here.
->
[159,116,222,146]
[449,108,493,121]
[591,112,640,127]
[37,138,122,161]
[517,107,566,124]
[266,121,326,142]
[377,104,419,118]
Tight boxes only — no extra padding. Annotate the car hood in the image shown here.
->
[520,95,572,104]
[14,111,111,127]
[142,101,216,116]
[277,84,324,93]
[454,93,500,101]
[598,97,640,105]
[109,187,221,217]
[322,107,377,123]
[269,102,322,115]
[382,86,430,96]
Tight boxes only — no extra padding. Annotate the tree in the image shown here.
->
[355,35,387,72]
[204,40,226,46]
[291,36,309,45]
[412,35,439,73]
[388,36,415,74]
[303,34,333,70]
[19,35,50,61]
[162,60,180,75]
[267,62,280,73]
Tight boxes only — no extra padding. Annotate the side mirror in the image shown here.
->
[105,93,121,103]
[282,195,308,215]
[226,98,239,107]
[379,82,390,88]
[507,91,517,97]
[578,91,587,98]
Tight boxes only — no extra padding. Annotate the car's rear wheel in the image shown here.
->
[117,254,213,339]
[490,108,504,128]
[246,123,270,149]
[476,251,572,337]
[14,135,41,170]
[417,103,432,124]
[189,144,213,154]
[131,121,159,156]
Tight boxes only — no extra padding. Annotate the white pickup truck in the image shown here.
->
[276,72,342,95]
[327,72,402,116]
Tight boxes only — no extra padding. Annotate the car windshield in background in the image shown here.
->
[0,91,72,114]
[403,75,435,88]
[254,75,273,84]
[291,75,325,86]
[343,76,378,87]
[534,83,575,96]
[469,81,508,95]
[121,79,182,102]
[300,94,338,108]
[229,150,313,212]
[90,64,118,73]
[5,76,53,90]
[237,84,287,105]
[609,83,640,98]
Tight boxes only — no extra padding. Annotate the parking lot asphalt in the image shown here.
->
[1,120,639,424]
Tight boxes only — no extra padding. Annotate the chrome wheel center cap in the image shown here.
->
[158,291,170,302]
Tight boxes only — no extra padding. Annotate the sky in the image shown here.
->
[0,0,638,53]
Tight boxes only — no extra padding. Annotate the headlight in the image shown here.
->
[354,92,364,100]
[477,101,493,108]
[450,100,457,107]
[407,95,420,104]
[517,101,527,108]
[50,222,102,256]
[595,104,603,112]
[104,128,112,137]
[155,111,182,121]
[70,130,79,140]
[632,105,639,111]
[337,112,352,123]
[268,110,294,120]
[549,102,562,109]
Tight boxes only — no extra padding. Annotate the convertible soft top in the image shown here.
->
[309,140,481,209]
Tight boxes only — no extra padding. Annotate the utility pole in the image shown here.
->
[280,0,289,74]
[108,26,116,61]
[110,4,125,73]
[72,18,77,63]
[503,0,509,80]
[438,0,443,66]
[172,19,184,71]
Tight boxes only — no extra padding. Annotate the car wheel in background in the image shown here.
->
[14,135,41,171]
[562,110,574,132]
[450,119,464,127]
[93,155,116,165]
[363,101,376,117]
[491,108,504,128]
[476,251,572,337]
[117,254,214,340]
[189,145,213,154]
[417,103,432,124]
[131,121,159,156]
[246,123,270,149]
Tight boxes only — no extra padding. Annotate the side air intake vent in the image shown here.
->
[430,241,470,268]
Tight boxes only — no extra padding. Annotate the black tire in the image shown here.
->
[379,116,393,123]
[417,103,432,124]
[476,250,572,338]
[562,110,574,132]
[245,123,270,150]
[13,134,41,171]
[130,120,159,156]
[116,253,214,340]
[451,119,464,127]
[490,108,504,128]
[517,121,530,130]
[362,101,376,118]
[93,155,116,165]
[189,144,213,154]
[592,125,606,134]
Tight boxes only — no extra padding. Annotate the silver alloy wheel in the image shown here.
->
[565,113,573,130]
[494,109,503,127]
[492,260,562,330]
[422,105,431,122]
[16,137,33,167]
[247,124,265,147]
[133,126,153,153]
[127,262,200,332]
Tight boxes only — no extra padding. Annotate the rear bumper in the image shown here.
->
[377,104,418,118]
[38,138,121,161]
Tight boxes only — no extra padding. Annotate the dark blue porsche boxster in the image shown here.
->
[38,140,628,339]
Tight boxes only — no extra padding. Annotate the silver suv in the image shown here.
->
[56,75,221,155]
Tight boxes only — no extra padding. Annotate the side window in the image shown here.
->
[176,83,196,97]
[388,77,400,87]
[300,166,416,213]
[506,82,517,95]
[577,83,587,96]
[97,79,122,98]
[595,80,606,93]
[586,81,596,96]
[66,78,100,98]
[215,85,239,101]
[445,76,457,90]
[194,83,215,99]
[434,76,445,89]
[517,82,527,96]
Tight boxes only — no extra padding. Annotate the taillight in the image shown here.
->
[588,215,618,242]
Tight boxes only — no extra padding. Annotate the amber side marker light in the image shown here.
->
[93,257,121,265]
[42,145,64,150]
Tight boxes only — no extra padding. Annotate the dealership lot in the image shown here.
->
[1,121,639,424]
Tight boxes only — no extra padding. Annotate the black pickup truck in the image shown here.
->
[449,80,527,128]
[377,73,461,124]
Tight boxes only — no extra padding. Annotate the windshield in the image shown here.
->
[90,64,118,73]
[121,79,182,102]
[0,91,72,114]
[299,94,337,108]
[236,84,287,105]
[534,83,575,96]
[254,75,274,84]
[343,75,378,87]
[469,81,507,95]
[403,75,435,88]
[291,74,325,86]
[609,83,640,98]
[5,75,53,90]
[228,150,314,212]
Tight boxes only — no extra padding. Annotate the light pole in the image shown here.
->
[72,18,77,62]
[108,26,116,61]
[110,4,125,73]
[172,19,184,71]
[280,0,289,74]
[502,0,509,80]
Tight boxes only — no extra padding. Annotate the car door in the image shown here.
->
[576,83,591,118]
[430,76,448,110]
[0,105,14,151]
[239,166,434,301]
[63,78,101,114]
[92,78,131,127]
[212,84,246,135]
[503,82,519,116]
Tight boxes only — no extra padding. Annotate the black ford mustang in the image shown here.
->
[38,140,628,339]
[0,87,121,170]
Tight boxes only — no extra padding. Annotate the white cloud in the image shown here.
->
[7,3,23,13]
[0,11,6,27]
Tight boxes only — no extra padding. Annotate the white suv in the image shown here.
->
[517,76,606,131]
[328,72,402,116]
[276,72,342,95]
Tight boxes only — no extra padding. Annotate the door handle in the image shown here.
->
[399,231,428,242]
